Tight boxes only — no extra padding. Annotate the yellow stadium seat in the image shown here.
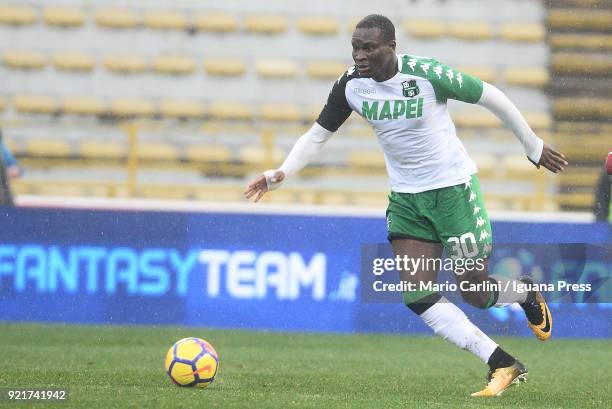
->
[195,188,244,202]
[13,95,57,114]
[239,146,285,164]
[449,22,492,40]
[255,59,297,78]
[111,98,155,117]
[456,67,496,83]
[203,58,245,76]
[137,185,190,200]
[43,7,84,27]
[260,104,302,122]
[404,20,447,39]
[548,9,611,31]
[352,192,387,207]
[3,50,46,70]
[103,54,146,73]
[499,23,545,43]
[470,154,495,175]
[95,9,138,28]
[554,98,612,120]
[347,151,385,168]
[62,96,105,115]
[185,144,232,162]
[152,55,195,75]
[504,67,550,87]
[79,140,125,159]
[453,110,501,128]
[502,154,536,175]
[524,112,552,130]
[25,138,71,157]
[137,142,179,161]
[144,10,187,30]
[0,97,5,112]
[0,5,35,25]
[194,13,238,32]
[306,60,346,79]
[297,16,339,35]
[552,53,612,75]
[208,102,252,120]
[159,100,205,119]
[53,52,95,72]
[550,34,612,51]
[245,15,287,34]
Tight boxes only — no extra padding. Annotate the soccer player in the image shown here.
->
[245,15,567,396]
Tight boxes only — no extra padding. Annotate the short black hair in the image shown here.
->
[355,14,395,42]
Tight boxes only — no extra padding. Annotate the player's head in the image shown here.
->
[352,15,397,81]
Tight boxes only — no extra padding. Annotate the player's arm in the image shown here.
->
[476,82,567,173]
[245,70,353,202]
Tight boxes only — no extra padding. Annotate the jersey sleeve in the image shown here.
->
[316,70,353,132]
[424,59,484,104]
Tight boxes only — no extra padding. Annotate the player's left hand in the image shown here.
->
[536,144,568,173]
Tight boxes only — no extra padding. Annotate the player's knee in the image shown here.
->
[460,290,490,309]
[404,291,442,315]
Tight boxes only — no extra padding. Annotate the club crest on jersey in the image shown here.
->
[402,80,419,98]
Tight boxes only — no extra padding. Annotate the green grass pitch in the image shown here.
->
[0,323,610,409]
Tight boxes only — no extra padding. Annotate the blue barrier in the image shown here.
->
[0,207,610,337]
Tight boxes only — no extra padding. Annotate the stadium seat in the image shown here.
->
[255,59,297,78]
[195,188,244,202]
[137,142,179,161]
[95,9,138,28]
[144,10,187,30]
[111,98,155,117]
[502,154,536,176]
[3,50,46,70]
[552,53,612,75]
[449,22,492,40]
[0,5,35,25]
[499,23,545,43]
[208,102,252,120]
[52,52,96,72]
[185,144,232,162]
[244,15,287,34]
[159,99,205,119]
[194,13,238,32]
[550,34,612,51]
[260,103,302,122]
[347,151,386,168]
[239,146,285,164]
[152,55,196,75]
[306,60,346,79]
[103,54,146,73]
[352,192,387,207]
[554,98,612,120]
[404,20,447,39]
[524,112,552,130]
[297,16,339,35]
[137,185,190,200]
[62,96,106,115]
[43,7,85,27]
[469,154,495,176]
[504,67,550,87]
[203,58,245,76]
[13,95,57,114]
[79,140,125,159]
[456,67,496,84]
[25,138,71,157]
[453,110,501,128]
[0,97,5,112]
[548,9,611,31]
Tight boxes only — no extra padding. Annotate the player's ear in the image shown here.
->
[388,40,396,51]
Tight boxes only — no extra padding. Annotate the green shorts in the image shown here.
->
[386,174,492,259]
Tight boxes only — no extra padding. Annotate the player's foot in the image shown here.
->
[471,360,528,397]
[519,276,552,341]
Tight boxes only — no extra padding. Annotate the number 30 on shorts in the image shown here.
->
[446,232,480,258]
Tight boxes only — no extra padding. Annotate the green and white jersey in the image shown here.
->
[317,54,484,193]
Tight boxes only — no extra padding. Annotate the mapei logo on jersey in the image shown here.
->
[402,80,420,97]
[361,98,424,121]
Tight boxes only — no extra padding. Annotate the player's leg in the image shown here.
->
[387,192,523,396]
[436,174,551,340]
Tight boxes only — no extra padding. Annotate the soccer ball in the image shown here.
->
[164,337,219,387]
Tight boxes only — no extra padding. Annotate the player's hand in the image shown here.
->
[244,170,285,202]
[537,144,568,173]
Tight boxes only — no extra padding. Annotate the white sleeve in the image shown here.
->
[263,122,333,190]
[279,122,333,176]
[477,82,544,164]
